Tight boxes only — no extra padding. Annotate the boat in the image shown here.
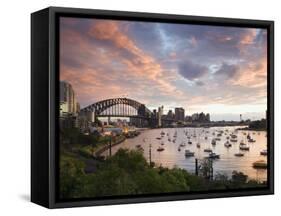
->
[157,147,165,152]
[160,131,165,135]
[208,152,220,159]
[234,152,244,157]
[204,148,213,153]
[240,141,246,145]
[224,141,232,148]
[253,160,267,169]
[230,139,238,142]
[248,138,256,143]
[230,134,237,138]
[161,142,165,146]
[185,150,195,157]
[188,140,192,145]
[156,137,161,140]
[240,143,246,146]
[215,138,221,141]
[136,145,144,151]
[180,142,186,147]
[240,146,250,151]
[196,143,201,148]
[260,150,267,156]
[211,139,216,145]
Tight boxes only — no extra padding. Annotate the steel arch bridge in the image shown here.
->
[80,98,152,118]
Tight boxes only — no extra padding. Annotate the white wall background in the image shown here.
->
[0,0,279,214]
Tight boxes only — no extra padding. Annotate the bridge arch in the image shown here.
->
[80,98,152,118]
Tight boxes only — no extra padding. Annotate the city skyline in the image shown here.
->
[60,17,267,121]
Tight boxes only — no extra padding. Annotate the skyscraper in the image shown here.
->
[167,110,174,119]
[158,106,164,127]
[175,107,185,122]
[206,113,210,122]
[60,81,78,114]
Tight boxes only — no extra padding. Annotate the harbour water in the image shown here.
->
[102,126,267,181]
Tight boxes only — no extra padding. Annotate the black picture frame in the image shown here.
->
[31,6,274,209]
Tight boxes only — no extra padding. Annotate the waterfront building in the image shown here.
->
[175,107,185,122]
[158,106,164,127]
[185,115,192,122]
[60,113,79,129]
[206,113,210,122]
[191,112,210,122]
[60,81,83,130]
[60,81,78,115]
[192,113,199,121]
[76,102,80,113]
[60,101,68,116]
[167,110,174,120]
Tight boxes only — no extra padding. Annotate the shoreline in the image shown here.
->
[94,136,126,157]
[236,127,267,131]
[94,129,149,157]
[75,126,267,182]
[93,125,266,157]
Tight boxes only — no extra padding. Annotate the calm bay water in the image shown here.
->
[102,126,267,181]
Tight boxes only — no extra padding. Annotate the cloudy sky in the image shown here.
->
[60,17,267,121]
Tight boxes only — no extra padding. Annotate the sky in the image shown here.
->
[60,17,267,121]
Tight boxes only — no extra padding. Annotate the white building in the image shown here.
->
[158,106,163,127]
[60,81,78,115]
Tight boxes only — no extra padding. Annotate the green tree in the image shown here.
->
[60,156,86,199]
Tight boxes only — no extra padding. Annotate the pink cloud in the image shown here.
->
[60,18,267,117]
[240,29,257,45]
[232,57,267,89]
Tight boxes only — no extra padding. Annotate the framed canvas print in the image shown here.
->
[31,7,274,208]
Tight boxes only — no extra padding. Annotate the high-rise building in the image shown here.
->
[60,101,68,116]
[76,102,80,113]
[175,107,185,122]
[60,81,78,115]
[167,110,174,119]
[158,106,164,127]
[192,113,199,121]
[191,112,210,122]
[206,113,210,122]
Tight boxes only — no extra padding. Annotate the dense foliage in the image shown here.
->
[248,119,267,130]
[60,127,99,146]
[60,149,265,199]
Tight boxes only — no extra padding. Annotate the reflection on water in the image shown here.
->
[102,126,267,181]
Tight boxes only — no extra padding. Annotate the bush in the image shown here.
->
[59,156,86,198]
[60,149,266,199]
